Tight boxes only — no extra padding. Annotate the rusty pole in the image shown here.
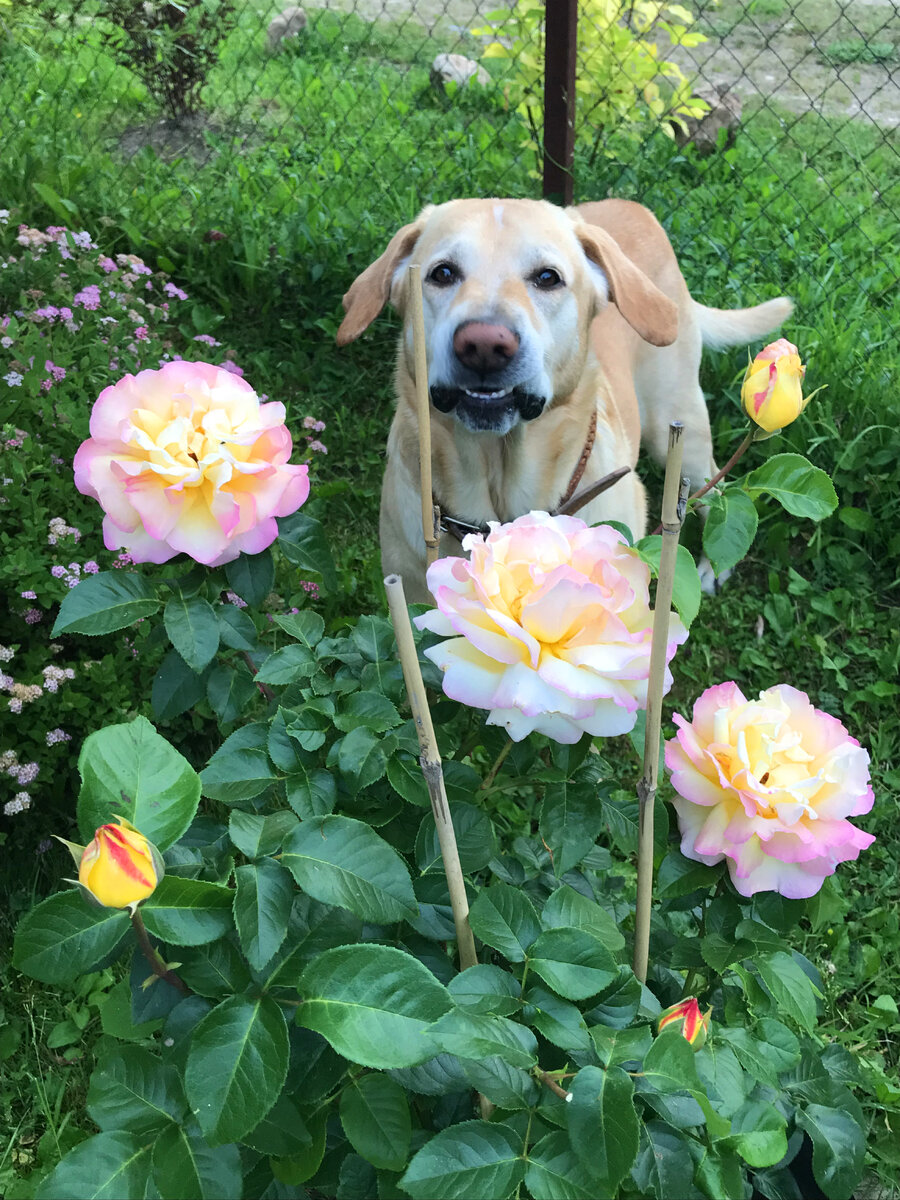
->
[543,0,578,206]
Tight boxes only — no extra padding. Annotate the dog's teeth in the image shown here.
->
[463,388,511,401]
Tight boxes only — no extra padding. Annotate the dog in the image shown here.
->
[336,198,791,603]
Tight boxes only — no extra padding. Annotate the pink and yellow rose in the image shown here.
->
[665,682,874,898]
[741,338,807,433]
[74,361,310,566]
[415,511,687,744]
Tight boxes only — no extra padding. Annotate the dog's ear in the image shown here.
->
[573,223,678,347]
[336,219,427,346]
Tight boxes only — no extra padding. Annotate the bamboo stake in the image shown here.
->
[384,573,478,971]
[408,265,441,567]
[633,422,689,985]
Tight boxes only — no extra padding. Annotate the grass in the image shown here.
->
[1,0,899,1193]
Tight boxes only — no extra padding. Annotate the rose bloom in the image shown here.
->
[74,361,310,566]
[741,338,807,433]
[665,682,874,898]
[75,819,164,909]
[415,511,687,744]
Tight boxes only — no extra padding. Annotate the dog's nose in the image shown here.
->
[452,322,519,374]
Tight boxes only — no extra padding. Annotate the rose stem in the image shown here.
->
[408,265,441,567]
[634,422,688,985]
[130,907,190,994]
[650,427,755,536]
[479,738,513,791]
[385,574,478,972]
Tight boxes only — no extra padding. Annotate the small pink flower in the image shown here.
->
[98,256,118,273]
[74,362,310,567]
[665,682,875,898]
[134,326,149,341]
[416,512,687,744]
[23,608,42,625]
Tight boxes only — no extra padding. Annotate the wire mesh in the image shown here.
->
[1,0,897,298]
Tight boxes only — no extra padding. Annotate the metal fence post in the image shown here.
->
[543,0,578,206]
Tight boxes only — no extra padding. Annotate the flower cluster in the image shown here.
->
[417,511,687,743]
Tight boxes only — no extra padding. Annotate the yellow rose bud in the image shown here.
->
[77,818,162,909]
[741,338,807,433]
[657,997,711,1050]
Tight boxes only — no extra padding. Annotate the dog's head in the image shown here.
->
[337,199,677,435]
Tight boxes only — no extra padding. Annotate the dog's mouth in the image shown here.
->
[431,384,546,427]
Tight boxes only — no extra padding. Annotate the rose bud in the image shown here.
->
[657,997,711,1050]
[70,818,163,910]
[741,338,807,433]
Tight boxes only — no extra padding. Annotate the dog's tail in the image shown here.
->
[694,296,794,351]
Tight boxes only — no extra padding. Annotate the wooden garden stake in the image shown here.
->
[384,573,478,971]
[633,422,689,985]
[408,265,441,567]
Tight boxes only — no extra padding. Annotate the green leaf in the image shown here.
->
[77,716,200,850]
[635,539,701,626]
[727,1098,788,1168]
[702,488,759,575]
[184,994,288,1145]
[539,781,603,876]
[590,1024,653,1069]
[387,753,430,807]
[228,809,298,858]
[233,859,295,972]
[584,966,642,1029]
[152,649,208,720]
[747,453,838,520]
[281,815,417,924]
[795,1104,866,1200]
[206,665,257,724]
[274,609,325,646]
[336,726,389,792]
[641,1028,703,1095]
[200,747,275,804]
[717,1021,800,1088]
[86,1046,185,1135]
[278,512,338,590]
[13,892,129,984]
[457,1057,539,1110]
[285,764,337,819]
[334,691,402,733]
[255,644,318,686]
[525,1130,599,1200]
[656,850,721,898]
[217,604,258,651]
[416,802,496,874]
[140,876,234,946]
[527,927,618,1000]
[351,613,396,662]
[36,1131,152,1200]
[299,943,452,1068]
[164,595,220,671]
[152,1123,242,1200]
[177,939,252,998]
[51,571,160,637]
[541,885,625,952]
[224,548,274,607]
[568,1065,639,1189]
[340,1073,411,1171]
[468,884,540,963]
[755,951,820,1033]
[523,984,591,1053]
[632,1120,700,1199]
[400,1121,524,1200]
[242,1094,312,1157]
[447,965,521,1016]
[431,1009,538,1069]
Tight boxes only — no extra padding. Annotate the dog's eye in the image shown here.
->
[427,262,460,287]
[531,268,564,290]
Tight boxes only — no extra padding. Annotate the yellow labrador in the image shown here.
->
[337,198,791,602]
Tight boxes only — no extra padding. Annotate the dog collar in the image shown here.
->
[437,410,629,544]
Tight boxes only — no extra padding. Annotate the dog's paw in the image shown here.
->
[698,556,733,595]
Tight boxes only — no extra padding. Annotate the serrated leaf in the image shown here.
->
[184,994,288,1145]
[447,965,521,1016]
[632,1120,701,1199]
[233,859,294,972]
[200,747,275,803]
[635,539,701,626]
[152,1123,242,1200]
[755,951,820,1033]
[525,1130,598,1200]
[217,604,258,651]
[278,512,337,590]
[340,1073,411,1171]
[657,850,721,898]
[795,1104,865,1200]
[400,1121,524,1200]
[77,715,200,850]
[152,649,208,720]
[86,1045,185,1135]
[224,548,274,607]
[164,595,220,671]
[140,876,234,946]
[539,781,604,875]
[52,572,160,636]
[431,1009,538,1069]
[334,691,401,733]
[468,884,540,963]
[298,943,452,1068]
[255,644,317,686]
[746,453,838,520]
[14,892,129,984]
[527,926,618,1000]
[568,1065,639,1189]
[228,809,298,858]
[35,1130,152,1200]
[281,816,416,923]
[274,609,325,647]
[416,801,496,874]
[206,664,257,724]
[541,884,625,952]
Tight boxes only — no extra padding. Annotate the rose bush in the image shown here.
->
[665,681,875,898]
[416,511,687,743]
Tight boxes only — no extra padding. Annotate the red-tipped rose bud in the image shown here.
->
[657,997,711,1050]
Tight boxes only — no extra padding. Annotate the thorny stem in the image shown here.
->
[535,1069,570,1100]
[479,739,513,791]
[242,650,275,702]
[130,907,190,995]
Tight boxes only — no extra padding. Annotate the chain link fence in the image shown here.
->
[1,1,898,301]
